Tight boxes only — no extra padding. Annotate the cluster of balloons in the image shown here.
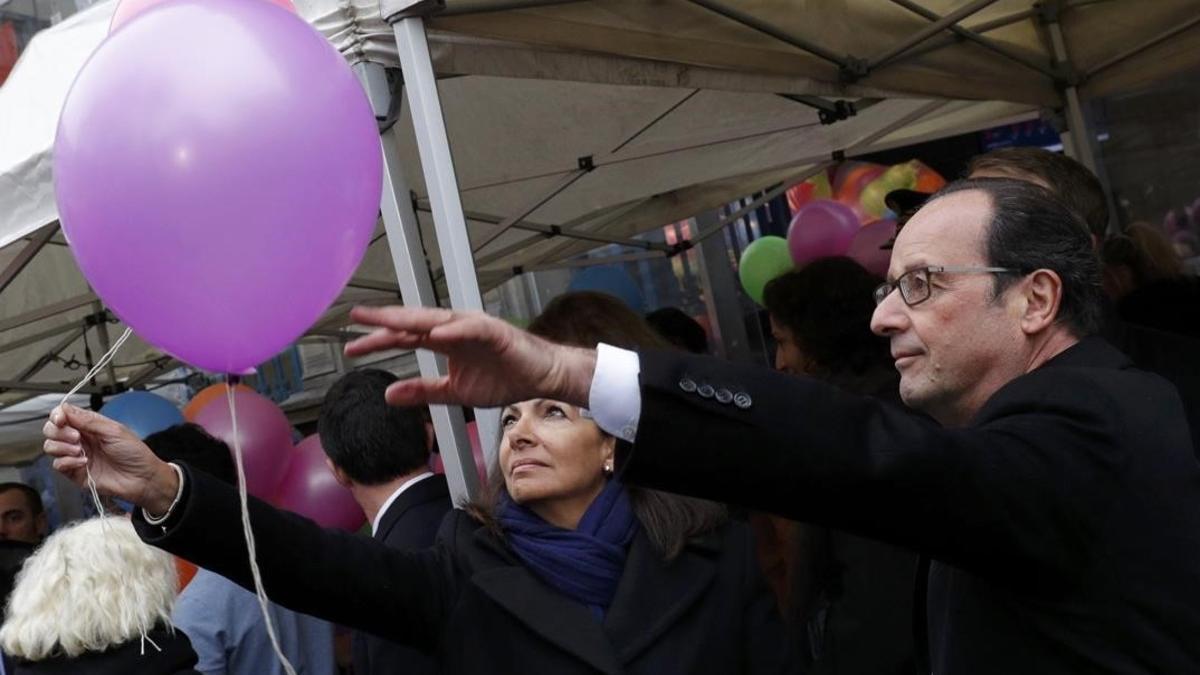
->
[55,0,382,375]
[101,386,364,531]
[739,161,946,304]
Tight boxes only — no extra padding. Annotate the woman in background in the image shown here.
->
[0,517,200,675]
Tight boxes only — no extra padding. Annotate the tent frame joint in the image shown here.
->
[381,0,444,22]
[839,56,871,83]
[1033,0,1064,25]
[667,240,695,258]
[577,155,595,172]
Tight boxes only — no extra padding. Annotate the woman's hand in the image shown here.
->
[43,404,180,515]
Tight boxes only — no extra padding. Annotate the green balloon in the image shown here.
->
[738,236,794,305]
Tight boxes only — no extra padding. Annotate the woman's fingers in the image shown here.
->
[43,439,83,458]
[60,403,124,438]
[51,455,87,472]
[43,419,80,444]
[51,457,88,483]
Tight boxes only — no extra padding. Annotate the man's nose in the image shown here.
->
[870,290,908,337]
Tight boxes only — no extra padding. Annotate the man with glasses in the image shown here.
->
[45,178,1200,674]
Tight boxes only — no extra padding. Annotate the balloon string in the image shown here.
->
[56,327,154,650]
[226,382,297,675]
[59,326,133,524]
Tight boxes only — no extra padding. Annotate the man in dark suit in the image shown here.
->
[318,369,452,675]
[334,177,1200,673]
[967,146,1200,457]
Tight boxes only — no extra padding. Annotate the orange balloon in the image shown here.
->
[912,160,947,193]
[183,383,254,421]
[176,557,198,591]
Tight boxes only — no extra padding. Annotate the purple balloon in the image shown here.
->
[787,200,860,266]
[846,219,897,277]
[55,0,382,374]
[194,388,293,499]
[274,435,365,531]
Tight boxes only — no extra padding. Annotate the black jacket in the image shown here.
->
[10,626,200,675]
[353,473,452,675]
[134,471,797,675]
[1100,304,1200,456]
[618,337,1200,674]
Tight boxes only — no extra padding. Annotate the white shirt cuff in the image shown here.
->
[588,343,642,442]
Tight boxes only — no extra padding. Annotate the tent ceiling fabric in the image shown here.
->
[2,0,1195,458]
[301,0,1200,106]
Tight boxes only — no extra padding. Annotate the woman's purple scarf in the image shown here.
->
[499,478,638,619]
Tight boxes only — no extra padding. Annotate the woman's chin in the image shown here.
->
[506,480,550,504]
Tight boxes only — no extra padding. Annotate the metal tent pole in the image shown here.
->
[356,60,482,504]
[381,0,501,470]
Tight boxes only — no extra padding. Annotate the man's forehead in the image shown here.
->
[889,190,990,272]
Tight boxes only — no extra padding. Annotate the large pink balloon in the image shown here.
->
[109,0,297,33]
[787,200,860,267]
[274,435,365,531]
[194,388,293,499]
[56,0,382,374]
[846,219,897,278]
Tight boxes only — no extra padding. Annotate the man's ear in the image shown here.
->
[325,458,353,489]
[424,421,435,451]
[1020,269,1064,335]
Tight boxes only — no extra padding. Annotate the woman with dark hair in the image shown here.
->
[40,291,797,675]
[761,258,917,675]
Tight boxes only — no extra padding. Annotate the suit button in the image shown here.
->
[715,388,733,404]
[697,384,715,399]
[733,392,752,409]
[679,378,697,393]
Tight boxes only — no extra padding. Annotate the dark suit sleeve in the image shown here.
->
[133,467,459,651]
[620,350,1125,585]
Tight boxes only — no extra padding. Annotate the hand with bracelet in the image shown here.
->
[43,404,182,519]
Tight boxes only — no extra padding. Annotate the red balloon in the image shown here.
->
[274,435,365,531]
[786,182,816,214]
[429,421,489,486]
[194,388,292,500]
[109,0,296,33]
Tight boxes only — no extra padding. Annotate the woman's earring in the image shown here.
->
[603,460,614,476]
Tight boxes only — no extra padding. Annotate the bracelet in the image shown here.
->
[143,463,185,526]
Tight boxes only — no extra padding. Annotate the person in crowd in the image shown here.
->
[645,307,709,354]
[0,484,46,545]
[143,424,336,675]
[151,176,1200,674]
[761,258,916,675]
[1102,223,1200,338]
[1100,224,1181,300]
[318,369,451,675]
[967,146,1200,454]
[42,292,798,675]
[0,517,200,674]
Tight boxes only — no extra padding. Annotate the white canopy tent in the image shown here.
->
[2,0,1194,497]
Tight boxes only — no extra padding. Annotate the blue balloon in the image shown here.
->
[101,391,185,439]
[568,265,646,314]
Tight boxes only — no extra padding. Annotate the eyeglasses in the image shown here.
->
[873,266,1022,307]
